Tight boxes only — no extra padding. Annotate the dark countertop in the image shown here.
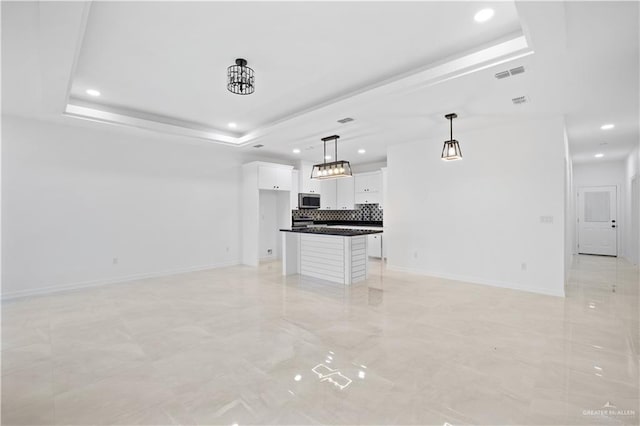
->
[280,227,383,236]
[308,220,383,227]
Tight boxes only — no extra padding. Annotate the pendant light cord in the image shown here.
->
[323,141,327,166]
[450,116,453,141]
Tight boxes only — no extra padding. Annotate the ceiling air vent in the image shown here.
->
[337,117,355,124]
[509,66,525,76]
[511,95,529,105]
[495,66,525,80]
[253,144,264,148]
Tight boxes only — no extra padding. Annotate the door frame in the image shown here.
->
[576,185,619,256]
[630,174,639,264]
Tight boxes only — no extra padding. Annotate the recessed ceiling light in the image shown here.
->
[325,155,332,160]
[474,8,494,23]
[595,153,604,158]
[600,124,614,130]
[292,148,301,154]
[228,122,237,128]
[86,89,101,97]
[358,149,366,154]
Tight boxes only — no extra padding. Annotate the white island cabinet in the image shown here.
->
[281,228,382,285]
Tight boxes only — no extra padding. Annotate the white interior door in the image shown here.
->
[578,186,617,256]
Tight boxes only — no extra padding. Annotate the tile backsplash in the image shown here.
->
[293,204,383,222]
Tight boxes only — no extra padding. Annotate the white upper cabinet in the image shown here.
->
[320,180,337,209]
[354,171,382,204]
[258,165,292,191]
[336,177,355,210]
[300,163,320,194]
[354,174,368,193]
[354,171,381,193]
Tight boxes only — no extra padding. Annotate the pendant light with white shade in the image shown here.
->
[441,113,463,161]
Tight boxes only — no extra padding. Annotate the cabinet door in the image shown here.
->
[275,168,292,191]
[300,164,320,193]
[368,234,382,258]
[354,172,381,193]
[355,191,381,205]
[306,177,320,194]
[367,172,382,193]
[258,167,278,190]
[320,180,337,209]
[354,174,369,193]
[258,167,291,191]
[336,178,355,210]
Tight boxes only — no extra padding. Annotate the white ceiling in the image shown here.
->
[71,1,521,134]
[562,2,639,164]
[2,1,638,166]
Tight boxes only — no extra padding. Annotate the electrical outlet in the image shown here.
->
[112,257,118,265]
[226,246,230,253]
[521,262,527,271]
[413,251,418,259]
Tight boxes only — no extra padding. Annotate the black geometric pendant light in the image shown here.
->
[441,113,463,161]
[311,135,353,179]
[227,58,255,95]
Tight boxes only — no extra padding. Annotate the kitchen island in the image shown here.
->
[280,227,383,285]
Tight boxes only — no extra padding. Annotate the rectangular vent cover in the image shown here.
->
[509,66,525,76]
[337,117,354,124]
[495,66,525,80]
[512,95,528,105]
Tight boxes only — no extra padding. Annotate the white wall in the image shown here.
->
[386,116,566,297]
[2,116,242,298]
[624,146,640,264]
[564,127,574,279]
[241,163,259,267]
[573,160,626,256]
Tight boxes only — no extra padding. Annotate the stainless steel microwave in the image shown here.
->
[298,193,321,209]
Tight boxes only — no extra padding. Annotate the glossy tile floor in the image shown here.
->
[2,255,638,425]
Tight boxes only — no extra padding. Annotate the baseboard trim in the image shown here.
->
[1,259,241,301]
[386,264,565,297]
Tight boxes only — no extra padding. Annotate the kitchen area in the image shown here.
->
[241,159,386,285]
